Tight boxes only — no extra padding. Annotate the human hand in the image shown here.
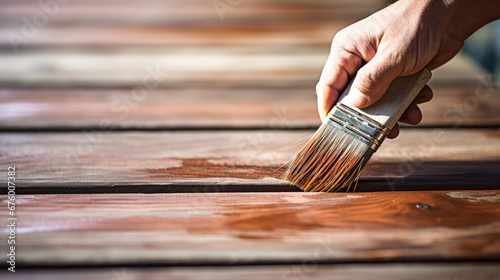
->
[316,0,466,138]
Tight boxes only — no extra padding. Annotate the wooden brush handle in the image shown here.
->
[338,68,431,129]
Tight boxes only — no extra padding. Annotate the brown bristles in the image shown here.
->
[282,122,372,192]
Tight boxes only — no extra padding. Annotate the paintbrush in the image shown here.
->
[283,68,431,192]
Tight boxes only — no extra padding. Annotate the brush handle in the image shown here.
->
[337,68,431,129]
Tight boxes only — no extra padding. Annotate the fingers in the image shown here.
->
[389,102,421,139]
[389,85,431,138]
[399,102,422,125]
[344,52,403,108]
[316,83,339,122]
[413,84,433,104]
[387,123,399,139]
[316,49,363,121]
[398,85,432,125]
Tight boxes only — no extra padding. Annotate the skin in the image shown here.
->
[316,0,500,138]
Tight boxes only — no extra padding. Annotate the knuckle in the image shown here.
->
[333,28,348,43]
[331,27,353,50]
[315,83,325,95]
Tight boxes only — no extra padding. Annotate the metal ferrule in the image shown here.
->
[326,103,391,152]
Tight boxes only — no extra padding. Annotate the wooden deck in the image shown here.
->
[1,0,499,278]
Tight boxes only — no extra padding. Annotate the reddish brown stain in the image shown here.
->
[217,191,500,236]
[145,158,281,179]
[236,234,276,240]
[224,209,320,232]
[483,129,500,139]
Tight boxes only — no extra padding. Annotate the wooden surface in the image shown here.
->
[0,48,486,89]
[2,129,500,193]
[1,84,499,130]
[0,0,499,278]
[2,191,500,266]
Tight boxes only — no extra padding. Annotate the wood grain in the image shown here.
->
[1,191,499,266]
[0,48,488,88]
[1,85,499,130]
[0,23,343,47]
[1,0,498,274]
[0,0,378,48]
[7,264,500,280]
[1,129,499,193]
[0,0,384,24]
[0,87,318,129]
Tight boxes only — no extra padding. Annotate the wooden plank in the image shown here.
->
[6,264,500,280]
[1,191,499,266]
[1,84,499,130]
[0,46,323,88]
[1,129,499,193]
[0,88,318,129]
[0,0,384,24]
[0,0,488,89]
[0,23,344,47]
[0,48,488,88]
[0,1,379,48]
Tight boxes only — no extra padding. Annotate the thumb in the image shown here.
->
[344,53,403,108]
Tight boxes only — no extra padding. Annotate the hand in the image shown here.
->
[315,0,496,138]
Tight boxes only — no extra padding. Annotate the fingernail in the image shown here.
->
[320,111,328,122]
[318,104,328,122]
[316,89,327,122]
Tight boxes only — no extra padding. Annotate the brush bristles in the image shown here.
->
[282,122,372,192]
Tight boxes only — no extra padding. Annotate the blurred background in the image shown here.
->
[0,0,497,129]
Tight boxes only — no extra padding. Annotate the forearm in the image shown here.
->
[443,0,500,40]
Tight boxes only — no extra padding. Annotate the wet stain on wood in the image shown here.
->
[144,158,281,179]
